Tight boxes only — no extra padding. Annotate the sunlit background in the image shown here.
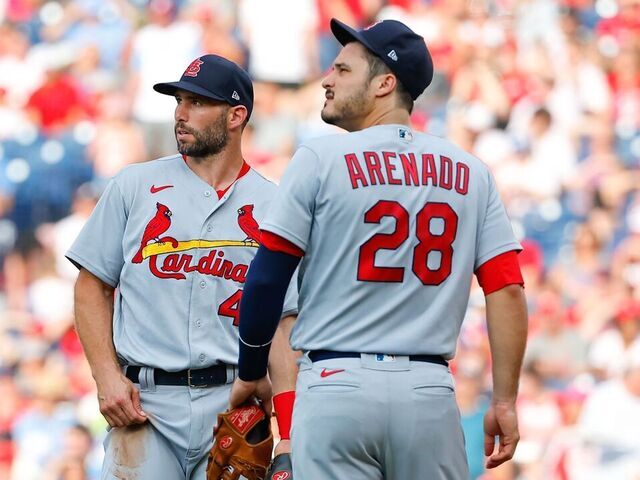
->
[0,0,639,479]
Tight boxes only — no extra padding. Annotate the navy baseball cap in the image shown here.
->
[330,18,433,100]
[154,54,254,119]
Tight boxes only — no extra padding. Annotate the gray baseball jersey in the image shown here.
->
[66,154,297,371]
[262,124,520,358]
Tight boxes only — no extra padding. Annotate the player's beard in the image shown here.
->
[175,114,229,158]
[321,84,369,130]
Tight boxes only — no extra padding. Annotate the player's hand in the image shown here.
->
[229,376,273,413]
[274,439,291,457]
[483,399,519,469]
[95,371,147,428]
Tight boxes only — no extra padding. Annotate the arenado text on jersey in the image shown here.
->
[344,150,469,195]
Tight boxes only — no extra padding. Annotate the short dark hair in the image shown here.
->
[532,107,552,126]
[362,48,414,113]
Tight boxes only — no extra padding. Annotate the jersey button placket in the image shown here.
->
[199,280,206,289]
[204,191,211,198]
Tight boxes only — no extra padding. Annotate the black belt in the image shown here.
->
[309,350,448,367]
[125,365,231,387]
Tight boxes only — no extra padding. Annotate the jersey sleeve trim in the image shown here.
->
[475,242,522,271]
[259,223,308,252]
[474,250,524,295]
[281,307,298,317]
[64,251,119,288]
[261,230,305,257]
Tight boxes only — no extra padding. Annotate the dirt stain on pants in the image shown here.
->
[109,424,147,480]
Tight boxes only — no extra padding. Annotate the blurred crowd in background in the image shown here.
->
[0,0,638,479]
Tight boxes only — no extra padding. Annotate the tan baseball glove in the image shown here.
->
[206,403,273,480]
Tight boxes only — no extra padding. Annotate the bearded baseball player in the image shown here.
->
[67,55,298,479]
[229,19,529,479]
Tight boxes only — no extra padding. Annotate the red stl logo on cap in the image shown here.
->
[183,59,203,78]
[272,472,290,480]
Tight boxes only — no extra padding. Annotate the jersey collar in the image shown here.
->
[216,161,250,199]
[181,154,251,200]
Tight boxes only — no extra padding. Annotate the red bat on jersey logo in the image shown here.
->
[237,204,261,244]
[132,203,172,263]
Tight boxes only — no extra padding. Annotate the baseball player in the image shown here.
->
[66,55,298,479]
[229,19,529,479]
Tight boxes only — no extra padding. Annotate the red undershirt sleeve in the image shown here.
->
[475,250,524,295]
[261,230,305,258]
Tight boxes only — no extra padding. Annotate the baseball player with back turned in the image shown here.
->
[66,55,298,479]
[230,18,529,479]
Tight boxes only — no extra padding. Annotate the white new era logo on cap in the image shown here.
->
[387,50,398,61]
[232,91,240,101]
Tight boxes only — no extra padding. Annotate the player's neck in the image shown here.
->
[355,108,410,131]
[185,141,246,191]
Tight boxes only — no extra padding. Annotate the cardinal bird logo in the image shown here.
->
[237,204,261,244]
[132,203,173,263]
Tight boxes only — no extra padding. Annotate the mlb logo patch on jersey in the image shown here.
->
[398,128,413,142]
[375,354,396,362]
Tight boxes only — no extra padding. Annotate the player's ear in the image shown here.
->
[228,105,249,130]
[373,73,398,98]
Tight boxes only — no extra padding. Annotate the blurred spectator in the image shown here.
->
[315,0,365,72]
[0,375,25,479]
[524,287,588,389]
[36,180,103,282]
[0,23,44,107]
[239,0,319,86]
[0,87,31,140]
[612,200,640,297]
[87,88,146,178]
[125,0,202,159]
[10,372,76,480]
[190,2,246,66]
[24,53,90,135]
[58,0,133,72]
[514,367,563,477]
[548,222,606,302]
[578,351,640,478]
[526,107,577,199]
[43,424,98,480]
[542,385,591,480]
[588,298,640,380]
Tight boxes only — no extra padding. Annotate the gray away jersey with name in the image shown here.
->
[67,155,297,371]
[262,124,520,358]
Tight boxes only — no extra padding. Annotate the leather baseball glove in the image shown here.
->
[206,403,273,480]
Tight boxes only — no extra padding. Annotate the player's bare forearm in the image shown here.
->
[268,315,300,394]
[484,284,527,468]
[485,284,528,402]
[74,268,147,427]
[268,315,299,456]
[73,268,119,379]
